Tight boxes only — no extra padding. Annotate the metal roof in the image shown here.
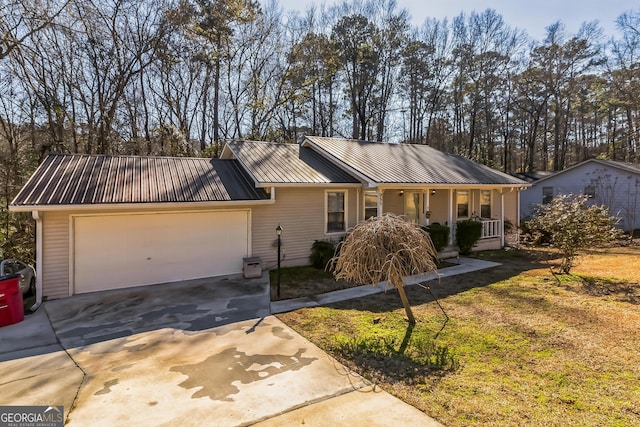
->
[224,140,361,185]
[11,154,269,207]
[304,136,528,186]
[511,171,555,183]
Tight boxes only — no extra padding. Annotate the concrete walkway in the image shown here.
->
[271,257,501,314]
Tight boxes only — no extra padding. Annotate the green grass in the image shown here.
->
[278,248,640,427]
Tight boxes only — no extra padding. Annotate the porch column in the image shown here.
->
[377,189,384,216]
[448,189,454,244]
[424,190,430,226]
[501,190,505,247]
[516,189,521,246]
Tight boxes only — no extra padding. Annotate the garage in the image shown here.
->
[72,210,251,294]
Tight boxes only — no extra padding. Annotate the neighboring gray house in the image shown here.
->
[11,136,529,300]
[520,159,640,232]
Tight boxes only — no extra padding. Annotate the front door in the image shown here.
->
[404,191,421,224]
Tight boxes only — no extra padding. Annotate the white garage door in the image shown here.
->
[72,210,250,294]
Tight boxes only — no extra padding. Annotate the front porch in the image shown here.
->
[359,187,518,253]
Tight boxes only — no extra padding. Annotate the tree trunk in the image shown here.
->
[396,282,416,324]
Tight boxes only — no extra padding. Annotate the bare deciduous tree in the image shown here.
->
[331,213,438,324]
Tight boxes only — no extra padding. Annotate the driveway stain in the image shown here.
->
[83,335,162,355]
[170,347,317,401]
[140,304,209,323]
[56,321,127,339]
[112,364,134,372]
[271,326,294,340]
[94,379,119,395]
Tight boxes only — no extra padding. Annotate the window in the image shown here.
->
[456,190,469,218]
[480,190,492,218]
[364,191,378,219]
[542,187,554,204]
[326,191,346,233]
[584,185,596,199]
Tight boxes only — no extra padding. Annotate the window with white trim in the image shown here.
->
[584,185,596,199]
[364,191,378,219]
[456,190,469,218]
[326,191,346,233]
[480,190,492,218]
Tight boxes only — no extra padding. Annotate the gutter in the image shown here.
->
[8,198,275,213]
[30,211,43,311]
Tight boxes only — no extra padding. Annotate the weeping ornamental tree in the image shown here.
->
[526,194,621,273]
[331,213,438,324]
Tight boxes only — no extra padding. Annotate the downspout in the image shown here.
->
[31,211,43,311]
[501,191,505,248]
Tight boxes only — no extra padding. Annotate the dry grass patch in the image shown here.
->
[269,266,358,300]
[278,247,640,427]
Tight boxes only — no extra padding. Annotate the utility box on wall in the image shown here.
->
[242,257,262,279]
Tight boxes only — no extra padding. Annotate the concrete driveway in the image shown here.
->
[0,274,440,426]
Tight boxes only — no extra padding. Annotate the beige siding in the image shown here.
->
[39,205,261,299]
[382,190,404,215]
[427,191,449,225]
[251,187,358,267]
[503,190,519,225]
[42,212,70,300]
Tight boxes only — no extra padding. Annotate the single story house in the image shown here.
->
[11,136,529,300]
[520,158,640,232]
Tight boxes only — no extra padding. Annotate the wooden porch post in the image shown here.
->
[448,189,454,245]
[377,189,384,217]
[424,189,430,226]
[501,190,505,248]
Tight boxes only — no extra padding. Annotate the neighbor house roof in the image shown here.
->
[302,136,527,187]
[10,154,269,210]
[527,158,640,185]
[222,140,361,186]
[511,171,555,183]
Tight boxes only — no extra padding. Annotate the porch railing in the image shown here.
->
[480,219,502,239]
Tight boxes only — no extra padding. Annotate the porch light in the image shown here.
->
[431,189,436,195]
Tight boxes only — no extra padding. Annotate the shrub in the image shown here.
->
[309,240,336,269]
[526,194,622,273]
[423,223,450,252]
[455,220,482,255]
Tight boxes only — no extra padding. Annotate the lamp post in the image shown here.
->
[276,224,283,298]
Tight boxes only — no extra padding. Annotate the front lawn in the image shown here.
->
[268,265,358,300]
[277,247,640,426]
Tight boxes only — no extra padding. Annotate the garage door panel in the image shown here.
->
[73,210,249,294]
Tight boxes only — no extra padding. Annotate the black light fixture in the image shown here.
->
[276,225,283,298]
[431,189,436,195]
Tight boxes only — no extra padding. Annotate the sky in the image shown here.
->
[270,0,635,41]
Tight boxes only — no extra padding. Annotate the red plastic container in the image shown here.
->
[0,274,24,327]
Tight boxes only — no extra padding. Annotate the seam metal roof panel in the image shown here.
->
[225,140,360,185]
[305,136,527,185]
[11,154,269,207]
